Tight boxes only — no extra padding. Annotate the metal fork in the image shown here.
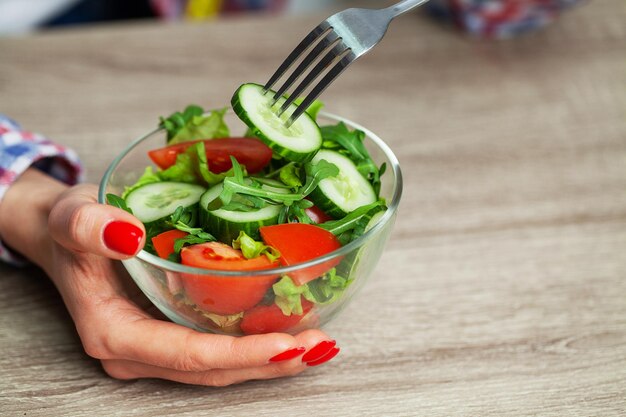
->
[264,0,431,126]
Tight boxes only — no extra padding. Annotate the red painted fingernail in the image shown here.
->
[301,340,336,363]
[306,347,340,367]
[103,221,143,255]
[269,347,306,363]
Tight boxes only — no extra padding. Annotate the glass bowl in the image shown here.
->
[98,110,402,335]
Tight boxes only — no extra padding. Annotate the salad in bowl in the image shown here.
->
[99,83,402,335]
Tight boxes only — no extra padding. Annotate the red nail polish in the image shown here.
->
[306,347,340,367]
[269,347,306,363]
[301,340,336,363]
[103,221,143,255]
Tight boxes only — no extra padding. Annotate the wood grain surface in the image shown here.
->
[1,1,625,416]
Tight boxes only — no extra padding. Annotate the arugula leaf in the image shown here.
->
[305,268,352,304]
[166,206,215,239]
[252,177,293,189]
[320,122,383,195]
[162,205,216,260]
[350,203,387,241]
[277,205,289,225]
[318,200,386,236]
[173,234,216,255]
[106,193,133,214]
[161,106,230,144]
[218,157,338,213]
[232,231,280,261]
[168,205,193,225]
[219,195,268,212]
[139,205,203,256]
[300,159,339,196]
[290,199,314,224]
[222,177,302,205]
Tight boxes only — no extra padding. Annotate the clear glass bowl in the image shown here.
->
[98,111,402,335]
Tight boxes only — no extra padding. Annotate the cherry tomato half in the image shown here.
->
[305,205,333,224]
[180,242,279,315]
[148,138,272,174]
[260,223,342,286]
[151,229,188,259]
[240,299,314,335]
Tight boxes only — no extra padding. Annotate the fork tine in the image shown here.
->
[270,30,340,105]
[263,23,332,93]
[277,42,350,116]
[287,52,356,126]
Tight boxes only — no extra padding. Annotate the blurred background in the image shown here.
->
[0,0,377,34]
[0,0,583,38]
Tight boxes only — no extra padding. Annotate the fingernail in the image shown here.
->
[301,340,336,363]
[306,347,340,367]
[268,347,306,363]
[103,221,143,255]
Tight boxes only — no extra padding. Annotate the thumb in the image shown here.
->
[48,184,145,259]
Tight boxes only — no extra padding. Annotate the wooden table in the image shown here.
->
[1,1,625,415]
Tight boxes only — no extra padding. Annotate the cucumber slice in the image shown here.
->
[308,150,377,218]
[125,182,206,223]
[199,183,284,243]
[231,83,322,162]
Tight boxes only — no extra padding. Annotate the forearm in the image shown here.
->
[0,168,68,271]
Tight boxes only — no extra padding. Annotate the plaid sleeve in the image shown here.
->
[0,115,84,265]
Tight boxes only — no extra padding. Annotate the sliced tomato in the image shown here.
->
[240,299,313,335]
[180,242,279,315]
[305,204,333,224]
[148,138,273,174]
[260,224,342,286]
[152,229,189,259]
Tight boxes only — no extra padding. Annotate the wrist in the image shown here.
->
[0,168,68,270]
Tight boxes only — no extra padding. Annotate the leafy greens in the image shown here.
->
[160,105,230,144]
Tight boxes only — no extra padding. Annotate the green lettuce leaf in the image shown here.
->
[272,269,352,315]
[272,276,313,316]
[158,151,198,183]
[160,105,203,141]
[194,141,236,186]
[232,231,280,262]
[159,142,233,186]
[162,106,230,144]
[278,163,302,188]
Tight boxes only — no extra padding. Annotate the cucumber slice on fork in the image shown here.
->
[232,83,322,162]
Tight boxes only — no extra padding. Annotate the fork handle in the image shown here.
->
[386,0,432,18]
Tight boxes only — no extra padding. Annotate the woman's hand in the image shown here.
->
[0,169,339,386]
